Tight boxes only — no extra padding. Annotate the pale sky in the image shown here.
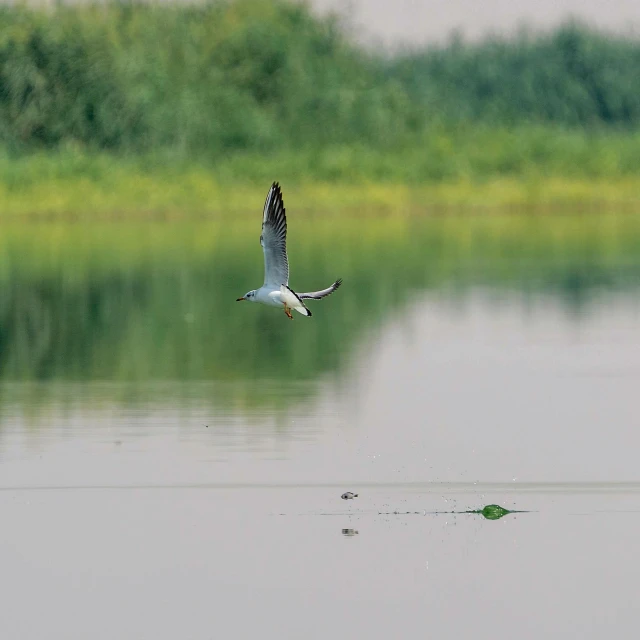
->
[311,0,640,47]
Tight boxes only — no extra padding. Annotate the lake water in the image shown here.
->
[0,211,639,639]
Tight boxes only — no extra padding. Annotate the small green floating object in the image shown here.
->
[467,504,511,520]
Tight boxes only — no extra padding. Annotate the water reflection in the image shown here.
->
[0,213,638,472]
[0,213,638,403]
[1,211,639,640]
[0,296,636,488]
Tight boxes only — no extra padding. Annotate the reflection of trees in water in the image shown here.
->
[554,263,640,310]
[0,272,149,380]
[0,213,637,406]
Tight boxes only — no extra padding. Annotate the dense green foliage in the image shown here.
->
[0,0,410,154]
[1,1,640,163]
[391,24,640,127]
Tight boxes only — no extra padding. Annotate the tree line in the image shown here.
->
[0,1,639,156]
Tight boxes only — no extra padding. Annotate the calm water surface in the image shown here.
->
[0,212,639,639]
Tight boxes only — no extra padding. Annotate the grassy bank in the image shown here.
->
[1,130,640,217]
[2,170,639,217]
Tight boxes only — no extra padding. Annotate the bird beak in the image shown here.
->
[236,297,245,301]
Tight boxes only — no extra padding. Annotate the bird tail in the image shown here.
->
[293,303,311,317]
[354,494,359,498]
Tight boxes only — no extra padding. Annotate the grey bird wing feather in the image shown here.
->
[261,182,289,287]
[298,278,343,300]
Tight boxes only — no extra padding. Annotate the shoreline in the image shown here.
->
[1,172,639,218]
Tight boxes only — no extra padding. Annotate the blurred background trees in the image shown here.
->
[1,1,639,159]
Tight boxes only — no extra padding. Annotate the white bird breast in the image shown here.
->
[255,287,286,307]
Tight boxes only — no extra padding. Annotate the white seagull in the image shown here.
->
[236,182,342,319]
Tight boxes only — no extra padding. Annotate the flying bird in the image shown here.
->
[341,492,358,500]
[236,182,342,319]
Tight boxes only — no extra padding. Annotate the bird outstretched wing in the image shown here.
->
[298,278,343,300]
[261,182,289,287]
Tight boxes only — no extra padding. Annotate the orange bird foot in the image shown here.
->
[284,306,293,319]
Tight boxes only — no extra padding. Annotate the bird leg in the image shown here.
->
[283,305,293,319]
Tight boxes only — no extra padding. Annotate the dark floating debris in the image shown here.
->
[466,504,512,520]
[341,492,358,500]
[378,511,424,515]
[342,528,359,536]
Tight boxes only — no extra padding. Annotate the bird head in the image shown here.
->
[236,290,257,302]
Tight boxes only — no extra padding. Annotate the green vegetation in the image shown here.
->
[391,24,640,128]
[0,2,640,213]
[466,505,514,520]
[0,1,404,154]
[1,136,640,217]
